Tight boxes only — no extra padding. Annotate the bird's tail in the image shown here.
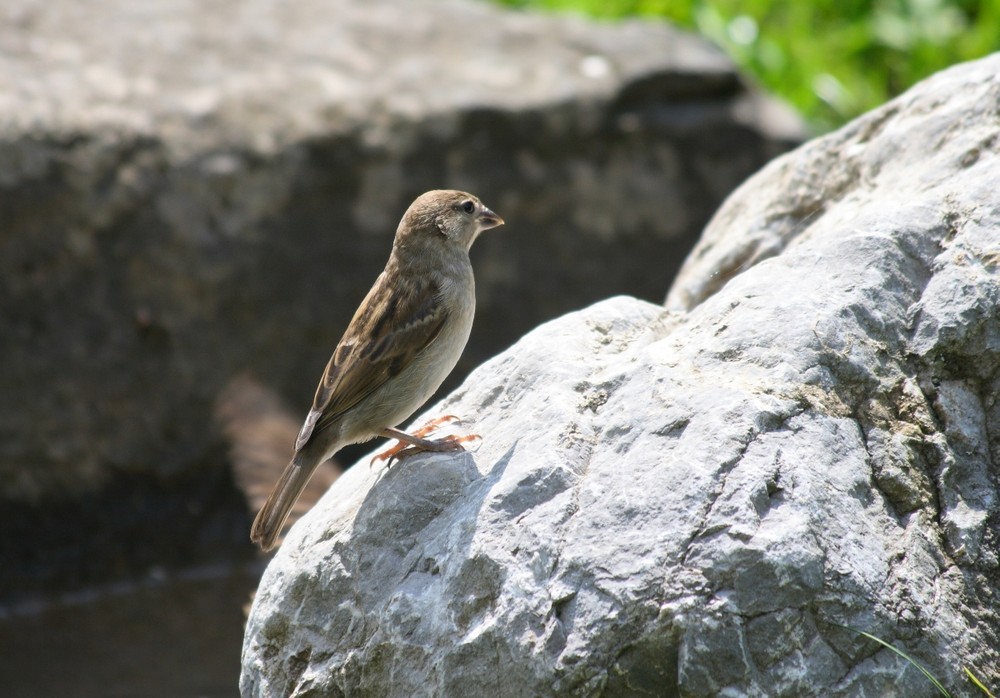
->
[250,453,320,552]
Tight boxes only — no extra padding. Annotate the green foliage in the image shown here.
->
[495,0,1000,132]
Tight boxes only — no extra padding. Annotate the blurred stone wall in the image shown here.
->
[0,0,802,596]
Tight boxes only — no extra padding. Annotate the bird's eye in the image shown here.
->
[461,200,475,214]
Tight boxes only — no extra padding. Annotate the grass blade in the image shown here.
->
[833,624,950,698]
[964,667,996,697]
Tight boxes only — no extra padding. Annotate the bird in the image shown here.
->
[250,190,504,551]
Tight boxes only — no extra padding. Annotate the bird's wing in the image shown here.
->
[294,271,447,452]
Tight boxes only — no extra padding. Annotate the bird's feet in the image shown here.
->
[412,414,462,439]
[371,417,480,467]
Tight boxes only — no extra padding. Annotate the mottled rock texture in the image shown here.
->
[0,0,801,597]
[243,55,1000,696]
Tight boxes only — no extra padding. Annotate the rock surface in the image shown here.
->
[0,0,800,596]
[242,55,1000,696]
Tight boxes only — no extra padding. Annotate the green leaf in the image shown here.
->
[964,666,996,698]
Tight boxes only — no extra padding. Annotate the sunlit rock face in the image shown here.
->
[243,54,1000,698]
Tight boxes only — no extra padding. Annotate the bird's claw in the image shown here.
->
[412,414,462,438]
[370,431,480,469]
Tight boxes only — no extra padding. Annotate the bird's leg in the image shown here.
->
[370,421,480,467]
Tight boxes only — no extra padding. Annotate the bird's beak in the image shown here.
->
[477,206,504,231]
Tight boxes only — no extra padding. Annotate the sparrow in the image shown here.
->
[250,190,504,551]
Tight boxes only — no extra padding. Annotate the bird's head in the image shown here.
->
[395,190,504,252]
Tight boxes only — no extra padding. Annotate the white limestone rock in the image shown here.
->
[242,55,1000,696]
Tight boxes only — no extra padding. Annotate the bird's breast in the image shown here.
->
[342,264,475,441]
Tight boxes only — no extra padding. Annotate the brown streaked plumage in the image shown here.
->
[250,190,503,551]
